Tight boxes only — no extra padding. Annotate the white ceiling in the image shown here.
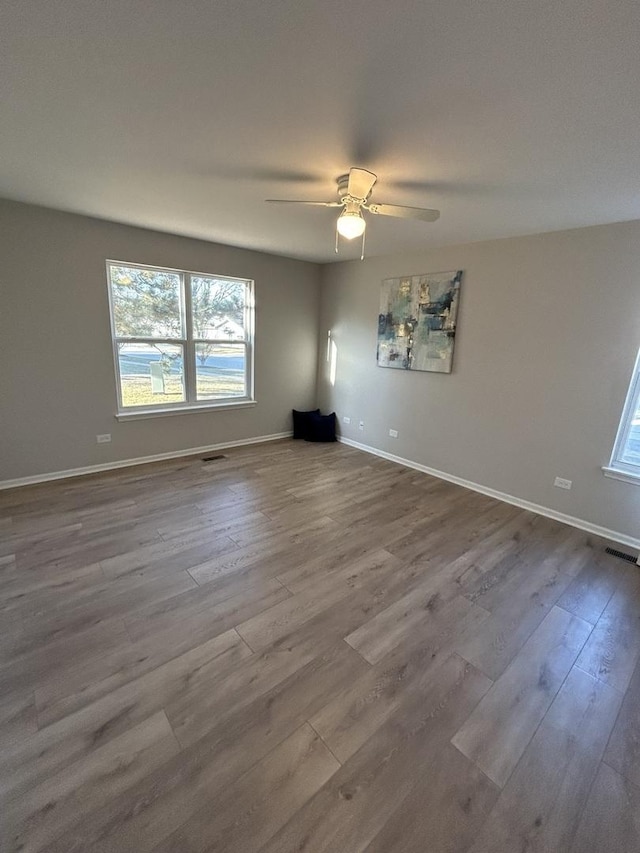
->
[2,0,639,263]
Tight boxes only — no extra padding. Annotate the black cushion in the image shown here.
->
[292,408,320,439]
[305,411,337,443]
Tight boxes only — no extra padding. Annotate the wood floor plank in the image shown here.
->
[185,516,344,586]
[153,723,340,853]
[467,666,623,853]
[99,529,240,579]
[34,622,250,730]
[47,643,367,853]
[557,547,622,624]
[569,761,640,853]
[451,606,592,787]
[0,561,104,621]
[0,688,37,751]
[344,566,465,665]
[1,711,180,853]
[236,582,354,652]
[155,503,268,540]
[259,654,493,853]
[0,567,197,662]
[344,509,562,669]
[456,535,578,679]
[362,742,499,853]
[460,519,566,607]
[1,630,249,800]
[236,548,403,652]
[124,575,289,644]
[14,523,165,573]
[226,509,340,550]
[603,655,640,789]
[574,563,640,692]
[165,621,367,749]
[275,542,402,595]
[0,618,131,696]
[311,596,490,763]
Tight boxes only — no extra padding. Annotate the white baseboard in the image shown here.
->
[0,432,292,491]
[339,436,640,552]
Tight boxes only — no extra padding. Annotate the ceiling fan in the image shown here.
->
[266,167,440,259]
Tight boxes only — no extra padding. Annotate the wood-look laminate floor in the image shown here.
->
[1,440,639,852]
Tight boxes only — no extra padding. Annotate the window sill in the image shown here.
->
[115,400,257,421]
[602,466,640,486]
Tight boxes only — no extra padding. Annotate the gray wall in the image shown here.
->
[317,221,640,543]
[2,197,639,545]
[0,199,320,480]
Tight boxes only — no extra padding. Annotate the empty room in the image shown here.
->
[2,1,640,851]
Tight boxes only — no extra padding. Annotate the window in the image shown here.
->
[106,261,254,416]
[606,347,640,482]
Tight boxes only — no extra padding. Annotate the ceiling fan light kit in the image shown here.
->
[266,167,440,260]
[336,208,366,239]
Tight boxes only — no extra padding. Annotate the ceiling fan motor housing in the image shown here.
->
[337,174,352,201]
[338,175,372,204]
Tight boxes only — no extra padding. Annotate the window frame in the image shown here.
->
[106,260,255,419]
[604,347,640,484]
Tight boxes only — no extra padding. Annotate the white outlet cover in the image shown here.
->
[343,416,351,424]
[553,477,572,490]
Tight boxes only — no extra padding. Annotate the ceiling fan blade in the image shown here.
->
[367,203,440,222]
[265,199,343,207]
[347,168,377,200]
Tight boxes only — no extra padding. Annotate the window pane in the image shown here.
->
[191,276,246,340]
[195,344,246,400]
[620,393,640,467]
[110,265,183,338]
[118,342,185,407]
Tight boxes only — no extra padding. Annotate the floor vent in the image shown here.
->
[605,546,638,564]
[202,454,226,462]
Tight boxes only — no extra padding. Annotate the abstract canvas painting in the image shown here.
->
[377,270,462,373]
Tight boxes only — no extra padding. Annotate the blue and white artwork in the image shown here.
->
[377,270,462,373]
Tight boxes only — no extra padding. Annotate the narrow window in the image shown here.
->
[608,348,640,480]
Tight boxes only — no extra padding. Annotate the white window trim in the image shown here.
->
[114,399,257,421]
[603,347,640,485]
[106,260,255,418]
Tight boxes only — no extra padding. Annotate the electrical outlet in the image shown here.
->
[553,476,572,490]
[343,416,351,424]
[389,429,398,438]
[96,434,111,444]
[358,420,364,431]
